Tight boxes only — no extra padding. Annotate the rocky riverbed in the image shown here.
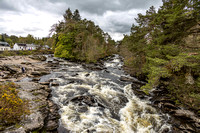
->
[0,55,60,133]
[0,55,199,133]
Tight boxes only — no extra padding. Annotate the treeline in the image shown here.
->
[0,34,53,48]
[120,0,200,111]
[51,8,116,63]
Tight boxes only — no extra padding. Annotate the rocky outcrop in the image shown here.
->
[82,62,105,71]
[0,55,61,133]
[130,81,200,133]
[120,76,146,85]
[29,55,47,61]
[2,82,60,133]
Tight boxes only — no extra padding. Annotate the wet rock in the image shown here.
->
[173,110,200,123]
[32,78,40,82]
[40,82,50,85]
[51,82,59,86]
[162,103,177,110]
[31,71,41,76]
[131,84,147,99]
[31,71,50,76]
[46,120,58,131]
[58,126,71,133]
[65,95,121,120]
[68,95,96,106]
[120,76,146,85]
[82,63,105,71]
[77,106,88,113]
[85,73,90,77]
[148,85,200,133]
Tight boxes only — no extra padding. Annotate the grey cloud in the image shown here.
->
[48,0,162,15]
[0,0,18,12]
[0,0,162,16]
[109,22,131,33]
[0,0,163,40]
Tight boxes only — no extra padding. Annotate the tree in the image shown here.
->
[120,0,200,111]
[52,8,116,62]
[72,9,81,21]
[63,8,73,21]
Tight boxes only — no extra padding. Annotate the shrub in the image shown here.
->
[0,82,29,125]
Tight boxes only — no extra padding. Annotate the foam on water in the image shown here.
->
[47,55,171,132]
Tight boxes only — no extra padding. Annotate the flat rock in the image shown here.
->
[40,82,50,85]
[173,109,200,123]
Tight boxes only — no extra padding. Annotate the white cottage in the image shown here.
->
[13,43,27,50]
[0,41,11,51]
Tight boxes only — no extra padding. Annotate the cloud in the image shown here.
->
[0,0,18,12]
[0,0,163,40]
[48,0,162,15]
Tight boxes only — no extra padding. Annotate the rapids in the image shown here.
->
[41,55,171,133]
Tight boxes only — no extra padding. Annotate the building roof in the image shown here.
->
[17,43,27,47]
[44,45,50,48]
[26,44,36,47]
[0,41,10,47]
[26,43,37,47]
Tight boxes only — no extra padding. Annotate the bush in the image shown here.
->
[0,82,29,125]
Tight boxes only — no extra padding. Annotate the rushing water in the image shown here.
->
[41,55,171,133]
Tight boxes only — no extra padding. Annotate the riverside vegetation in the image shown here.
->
[51,8,116,63]
[120,0,200,113]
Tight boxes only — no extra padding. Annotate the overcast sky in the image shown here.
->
[0,0,163,40]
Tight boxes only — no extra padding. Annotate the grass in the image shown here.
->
[0,49,53,57]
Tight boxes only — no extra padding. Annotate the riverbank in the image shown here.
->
[0,55,60,133]
[0,49,53,57]
[122,65,200,133]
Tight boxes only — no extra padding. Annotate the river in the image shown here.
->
[41,55,171,133]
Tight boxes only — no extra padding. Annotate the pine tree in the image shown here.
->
[72,9,81,21]
[63,8,73,21]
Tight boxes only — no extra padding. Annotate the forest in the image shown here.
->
[119,0,200,112]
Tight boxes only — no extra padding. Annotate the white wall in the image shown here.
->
[13,43,20,50]
[13,43,26,50]
[0,46,11,51]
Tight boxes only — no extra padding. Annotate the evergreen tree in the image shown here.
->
[63,8,73,21]
[120,0,200,111]
[52,8,116,62]
[72,9,81,21]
